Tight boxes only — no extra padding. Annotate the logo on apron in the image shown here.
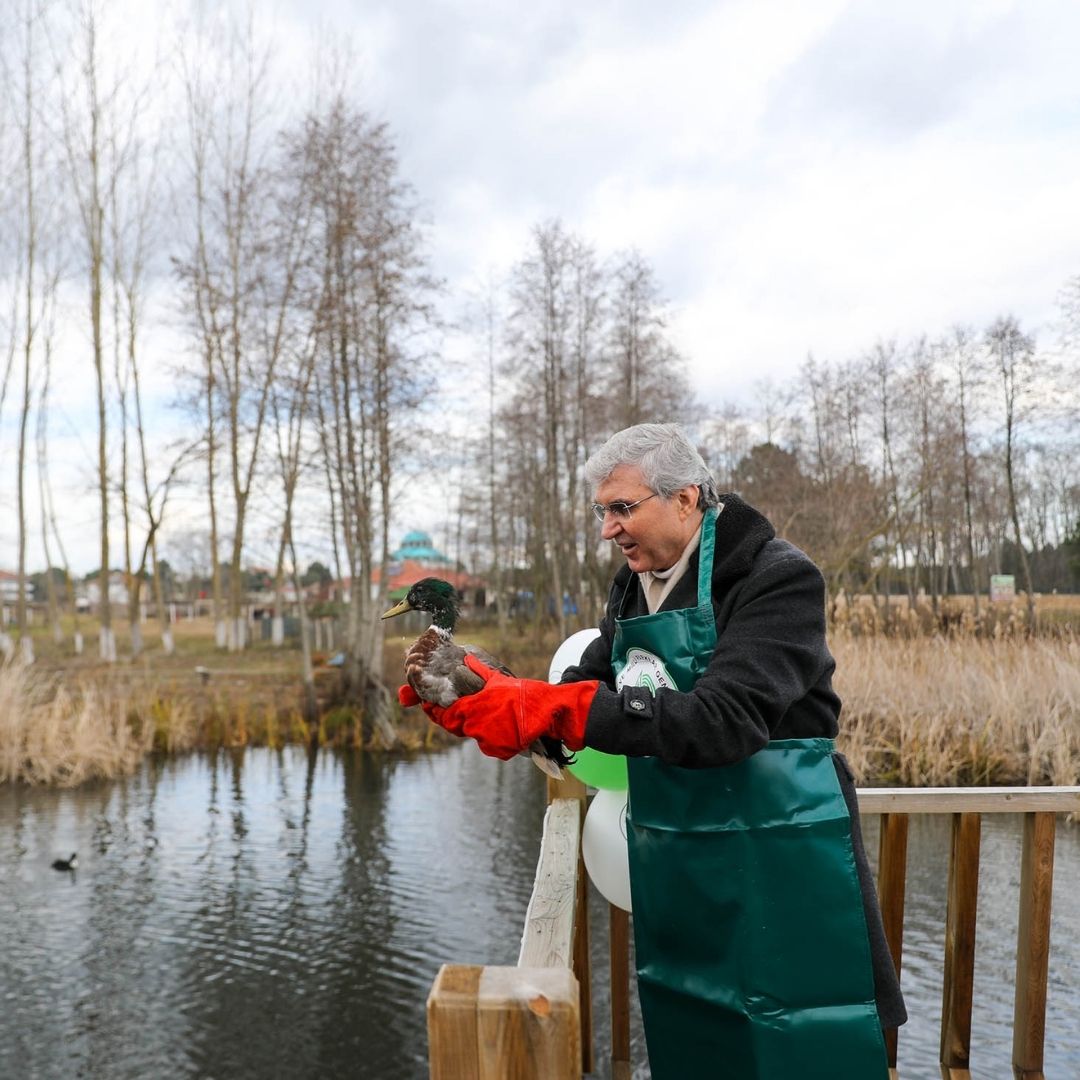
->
[615,647,676,695]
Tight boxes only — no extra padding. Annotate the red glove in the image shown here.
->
[397,683,458,729]
[427,655,598,761]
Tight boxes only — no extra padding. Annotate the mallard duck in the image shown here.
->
[381,578,570,779]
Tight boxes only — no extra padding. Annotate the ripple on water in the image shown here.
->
[2,749,1080,1079]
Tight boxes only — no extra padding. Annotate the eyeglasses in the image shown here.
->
[590,493,658,522]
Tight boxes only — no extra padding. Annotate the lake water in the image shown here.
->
[1,745,1078,1079]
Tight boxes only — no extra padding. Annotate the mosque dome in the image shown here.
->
[393,530,450,564]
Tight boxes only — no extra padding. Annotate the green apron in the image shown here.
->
[612,507,887,1080]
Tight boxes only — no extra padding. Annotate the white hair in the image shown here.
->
[585,423,719,508]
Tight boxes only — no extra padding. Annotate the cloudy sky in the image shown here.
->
[3,0,1080,573]
[292,0,1080,399]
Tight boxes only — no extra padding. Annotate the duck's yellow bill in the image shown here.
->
[380,598,414,620]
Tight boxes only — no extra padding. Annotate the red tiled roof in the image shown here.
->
[371,560,484,592]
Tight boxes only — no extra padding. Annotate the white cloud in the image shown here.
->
[5,0,1080,571]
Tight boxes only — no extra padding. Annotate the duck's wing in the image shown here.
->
[460,644,514,677]
[406,638,492,706]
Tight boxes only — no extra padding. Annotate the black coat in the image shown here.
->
[562,494,907,1028]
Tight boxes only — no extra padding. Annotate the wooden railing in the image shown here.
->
[427,783,1080,1080]
[859,787,1080,1080]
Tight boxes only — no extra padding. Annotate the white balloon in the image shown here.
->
[582,787,632,912]
[548,628,602,684]
[552,627,631,910]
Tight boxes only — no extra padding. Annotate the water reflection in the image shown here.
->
[1,748,1078,1079]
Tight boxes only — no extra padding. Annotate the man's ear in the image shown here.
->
[676,485,700,520]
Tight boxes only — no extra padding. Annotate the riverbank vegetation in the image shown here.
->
[834,633,1080,787]
[2,599,1078,789]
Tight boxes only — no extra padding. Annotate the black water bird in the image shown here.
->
[381,578,570,778]
[51,853,78,872]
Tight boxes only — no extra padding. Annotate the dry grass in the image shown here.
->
[0,624,441,785]
[833,633,1080,787]
[830,593,1080,639]
[5,597,1080,788]
[0,663,153,786]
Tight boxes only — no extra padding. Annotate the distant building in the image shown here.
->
[393,530,453,566]
[368,530,485,605]
[0,570,22,604]
[82,571,129,608]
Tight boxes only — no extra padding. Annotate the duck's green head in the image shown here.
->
[380,577,460,632]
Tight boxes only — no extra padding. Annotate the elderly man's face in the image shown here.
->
[593,465,702,573]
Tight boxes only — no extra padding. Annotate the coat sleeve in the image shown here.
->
[558,587,618,689]
[582,549,835,767]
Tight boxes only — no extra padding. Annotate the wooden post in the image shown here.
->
[877,812,909,1070]
[610,903,631,1080]
[428,964,581,1080]
[1011,811,1056,1080]
[547,772,593,1075]
[428,965,483,1080]
[573,844,593,1076]
[940,812,981,1077]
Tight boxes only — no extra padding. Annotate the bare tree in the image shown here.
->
[11,0,44,663]
[175,28,227,646]
[57,0,121,660]
[944,325,986,614]
[986,315,1038,627]
[868,339,914,607]
[300,96,435,740]
[269,334,319,722]
[175,15,305,652]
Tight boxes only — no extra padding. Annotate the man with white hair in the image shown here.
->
[420,422,904,1079]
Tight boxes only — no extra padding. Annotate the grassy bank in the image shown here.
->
[3,601,1079,788]
[1,615,443,786]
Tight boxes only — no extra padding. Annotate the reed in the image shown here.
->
[0,655,435,786]
[833,633,1080,787]
[0,662,153,786]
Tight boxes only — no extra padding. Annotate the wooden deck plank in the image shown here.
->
[858,787,1080,814]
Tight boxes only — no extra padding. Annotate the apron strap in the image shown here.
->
[695,506,718,611]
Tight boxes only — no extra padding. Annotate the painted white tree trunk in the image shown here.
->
[215,620,227,649]
[99,627,116,662]
[74,631,84,655]
[162,628,175,655]
[19,637,34,664]
[271,615,284,646]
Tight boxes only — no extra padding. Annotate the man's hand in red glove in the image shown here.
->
[396,683,467,734]
[425,655,599,761]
